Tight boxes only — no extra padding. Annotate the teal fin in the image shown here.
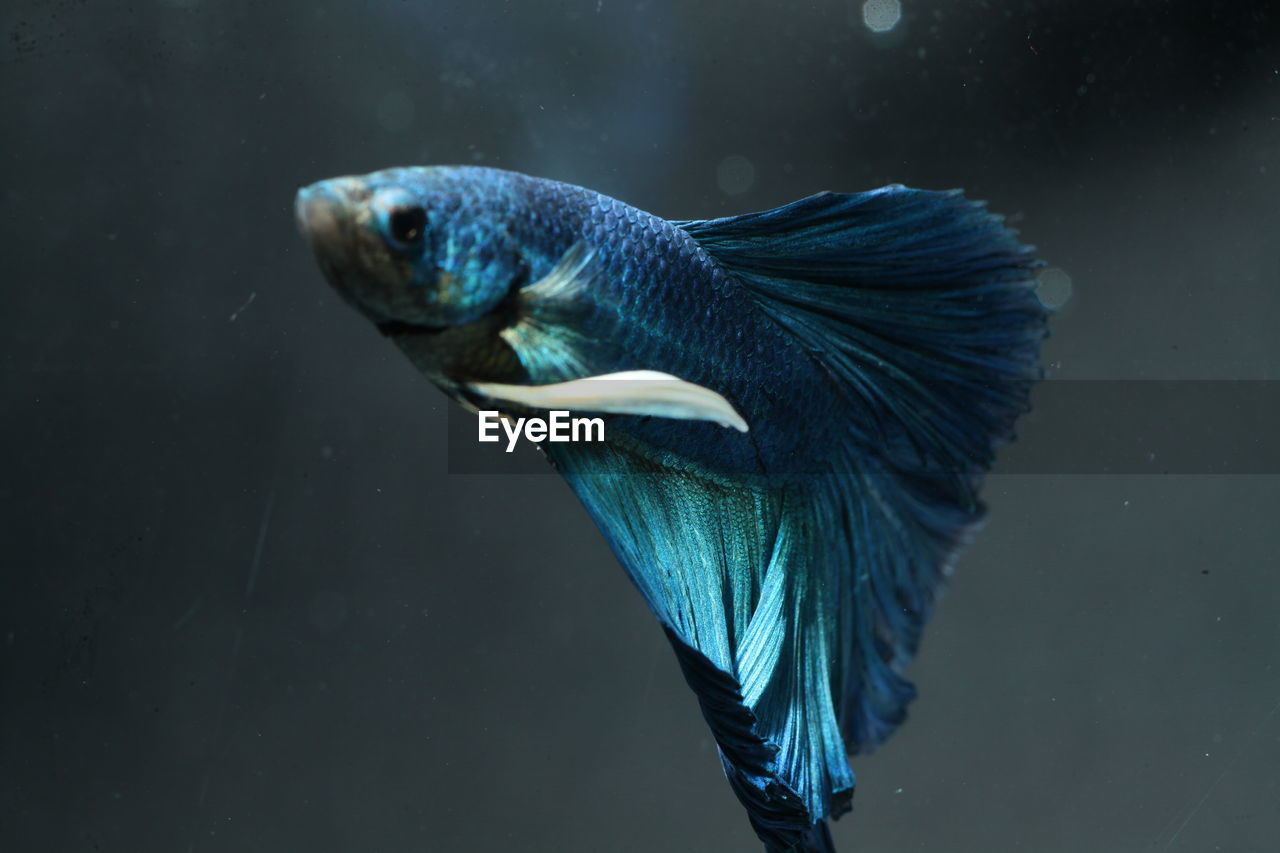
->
[545,439,854,852]
[550,187,1046,850]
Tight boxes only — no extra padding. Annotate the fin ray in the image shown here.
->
[680,184,1048,752]
[538,187,1045,847]
[546,440,854,848]
[500,242,598,381]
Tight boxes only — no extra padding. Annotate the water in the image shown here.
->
[3,2,1278,850]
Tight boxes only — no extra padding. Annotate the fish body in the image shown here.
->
[297,165,1048,852]
[301,166,819,478]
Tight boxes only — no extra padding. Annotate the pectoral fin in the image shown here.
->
[467,370,750,432]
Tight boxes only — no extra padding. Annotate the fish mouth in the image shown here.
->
[295,178,365,247]
[297,178,448,332]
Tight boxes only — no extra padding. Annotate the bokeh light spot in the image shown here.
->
[862,0,902,33]
[1036,267,1074,308]
[717,155,755,196]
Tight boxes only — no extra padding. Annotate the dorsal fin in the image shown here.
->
[677,186,1048,752]
[679,186,1047,484]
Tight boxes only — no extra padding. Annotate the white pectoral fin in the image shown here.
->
[467,370,750,433]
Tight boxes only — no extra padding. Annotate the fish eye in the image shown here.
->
[371,187,429,253]
[387,205,427,246]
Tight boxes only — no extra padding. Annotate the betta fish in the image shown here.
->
[295,165,1048,852]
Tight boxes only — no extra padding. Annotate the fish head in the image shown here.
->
[296,167,533,386]
[295,167,524,332]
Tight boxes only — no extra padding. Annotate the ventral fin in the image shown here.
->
[467,370,750,432]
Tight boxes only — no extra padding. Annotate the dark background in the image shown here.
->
[3,1,1279,850]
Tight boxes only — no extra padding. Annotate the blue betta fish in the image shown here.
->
[295,166,1048,852]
